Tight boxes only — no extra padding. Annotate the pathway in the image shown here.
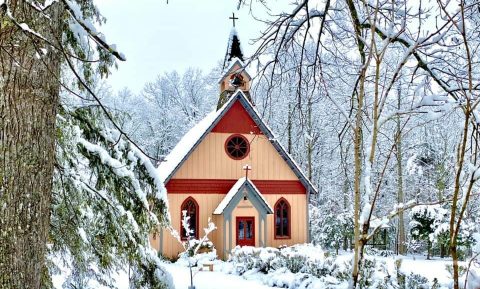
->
[162,263,275,289]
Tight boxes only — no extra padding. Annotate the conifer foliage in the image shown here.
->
[51,103,170,288]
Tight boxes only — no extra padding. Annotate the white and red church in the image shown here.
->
[151,25,316,259]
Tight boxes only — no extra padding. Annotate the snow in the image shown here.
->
[158,89,317,195]
[79,137,149,209]
[156,98,228,182]
[50,244,480,289]
[213,177,273,215]
[77,227,88,243]
[162,262,276,289]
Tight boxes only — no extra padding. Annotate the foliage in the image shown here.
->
[358,258,398,289]
[409,205,447,247]
[310,204,354,252]
[228,244,349,281]
[409,205,477,259]
[365,247,395,258]
[51,103,171,288]
[405,273,429,289]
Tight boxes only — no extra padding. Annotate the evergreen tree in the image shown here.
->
[0,1,125,287]
[51,102,170,288]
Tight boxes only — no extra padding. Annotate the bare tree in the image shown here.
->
[244,0,480,288]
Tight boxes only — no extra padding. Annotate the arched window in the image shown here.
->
[180,197,199,240]
[274,198,290,239]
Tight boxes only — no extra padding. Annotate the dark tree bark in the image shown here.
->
[0,1,62,288]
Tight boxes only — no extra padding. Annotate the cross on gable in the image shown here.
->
[243,164,252,179]
[229,12,239,27]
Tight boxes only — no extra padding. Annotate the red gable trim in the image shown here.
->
[212,101,262,134]
[166,179,306,194]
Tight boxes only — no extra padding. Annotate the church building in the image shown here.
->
[151,25,317,259]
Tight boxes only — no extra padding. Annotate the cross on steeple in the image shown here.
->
[229,12,239,27]
[243,164,252,179]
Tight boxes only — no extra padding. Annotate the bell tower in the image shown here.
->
[217,14,252,109]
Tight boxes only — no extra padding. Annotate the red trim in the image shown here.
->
[236,216,255,246]
[274,198,291,240]
[224,134,250,160]
[212,101,262,134]
[166,179,306,194]
[180,197,199,240]
[254,180,306,194]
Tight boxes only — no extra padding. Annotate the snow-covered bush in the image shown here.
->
[177,249,217,268]
[405,273,429,289]
[409,205,476,259]
[169,211,216,288]
[228,244,352,288]
[409,205,448,258]
[358,258,398,289]
[310,204,354,253]
[365,247,395,257]
[466,233,480,289]
[229,246,282,274]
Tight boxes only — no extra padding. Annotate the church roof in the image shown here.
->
[157,90,318,195]
[213,177,273,215]
[223,27,244,68]
[218,57,252,84]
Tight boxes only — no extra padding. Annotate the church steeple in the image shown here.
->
[223,13,244,69]
[218,14,252,109]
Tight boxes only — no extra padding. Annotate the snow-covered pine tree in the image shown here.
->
[51,101,171,288]
[1,0,124,287]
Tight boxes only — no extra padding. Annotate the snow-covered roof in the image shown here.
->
[156,90,318,195]
[213,177,273,215]
[157,99,230,182]
[218,57,252,84]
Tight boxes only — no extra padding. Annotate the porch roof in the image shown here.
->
[213,177,273,215]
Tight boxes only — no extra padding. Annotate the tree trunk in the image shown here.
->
[306,98,313,180]
[287,102,292,154]
[0,2,62,288]
[396,89,406,255]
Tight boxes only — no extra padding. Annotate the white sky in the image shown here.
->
[95,0,276,93]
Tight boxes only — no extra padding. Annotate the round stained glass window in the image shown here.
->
[225,135,250,160]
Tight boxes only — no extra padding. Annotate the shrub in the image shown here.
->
[406,273,429,289]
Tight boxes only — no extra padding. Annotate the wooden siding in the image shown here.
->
[211,101,261,134]
[219,63,251,92]
[172,133,299,181]
[264,194,307,247]
[157,194,225,259]
[156,192,307,259]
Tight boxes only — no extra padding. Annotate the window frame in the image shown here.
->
[224,134,250,160]
[180,197,199,240]
[274,198,291,239]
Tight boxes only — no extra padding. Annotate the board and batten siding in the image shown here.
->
[154,129,308,259]
[171,132,298,181]
[155,193,307,259]
[264,194,308,247]
[151,194,225,258]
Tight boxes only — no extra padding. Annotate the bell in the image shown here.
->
[230,74,244,87]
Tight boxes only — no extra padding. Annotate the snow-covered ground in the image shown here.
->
[51,248,479,289]
[163,262,275,289]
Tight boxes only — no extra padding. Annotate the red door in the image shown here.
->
[236,217,255,246]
